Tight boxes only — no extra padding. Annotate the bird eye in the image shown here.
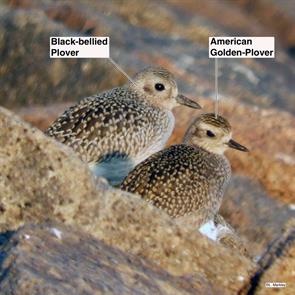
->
[206,130,215,137]
[155,83,165,91]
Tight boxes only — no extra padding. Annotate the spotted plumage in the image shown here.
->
[121,113,248,219]
[46,66,201,185]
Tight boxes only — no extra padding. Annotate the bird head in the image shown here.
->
[183,113,249,155]
[129,67,201,111]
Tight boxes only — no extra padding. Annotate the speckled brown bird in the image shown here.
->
[46,67,201,185]
[121,113,248,219]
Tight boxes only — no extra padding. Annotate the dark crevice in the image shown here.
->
[0,230,15,283]
[245,227,295,295]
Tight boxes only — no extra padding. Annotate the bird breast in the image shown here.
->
[134,110,175,165]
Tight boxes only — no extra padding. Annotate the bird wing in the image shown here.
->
[121,145,211,217]
[46,88,160,163]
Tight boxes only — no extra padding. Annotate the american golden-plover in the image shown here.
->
[46,66,201,185]
[121,113,248,238]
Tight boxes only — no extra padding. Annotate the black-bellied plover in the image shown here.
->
[46,66,201,185]
[121,113,248,231]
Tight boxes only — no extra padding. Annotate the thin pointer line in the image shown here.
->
[108,57,134,84]
[214,58,219,118]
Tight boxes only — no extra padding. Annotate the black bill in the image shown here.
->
[227,139,249,152]
[176,94,201,109]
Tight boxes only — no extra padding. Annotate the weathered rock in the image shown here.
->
[168,0,295,48]
[213,213,250,257]
[0,107,255,294]
[78,185,255,294]
[18,103,73,131]
[174,210,250,257]
[1,0,295,113]
[246,219,295,294]
[0,223,209,295]
[0,5,126,109]
[221,176,294,257]
[0,106,99,231]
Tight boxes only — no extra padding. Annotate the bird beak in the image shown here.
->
[227,139,249,152]
[176,94,201,109]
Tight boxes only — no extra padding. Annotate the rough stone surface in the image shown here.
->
[0,4,125,108]
[221,176,294,257]
[0,107,255,294]
[174,210,250,257]
[1,0,295,113]
[0,223,209,295]
[247,219,295,294]
[0,106,99,232]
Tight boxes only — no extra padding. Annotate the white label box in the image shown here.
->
[50,37,110,58]
[209,37,275,58]
[265,282,287,288]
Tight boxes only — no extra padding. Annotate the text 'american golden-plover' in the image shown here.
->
[121,113,248,239]
[46,66,201,185]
